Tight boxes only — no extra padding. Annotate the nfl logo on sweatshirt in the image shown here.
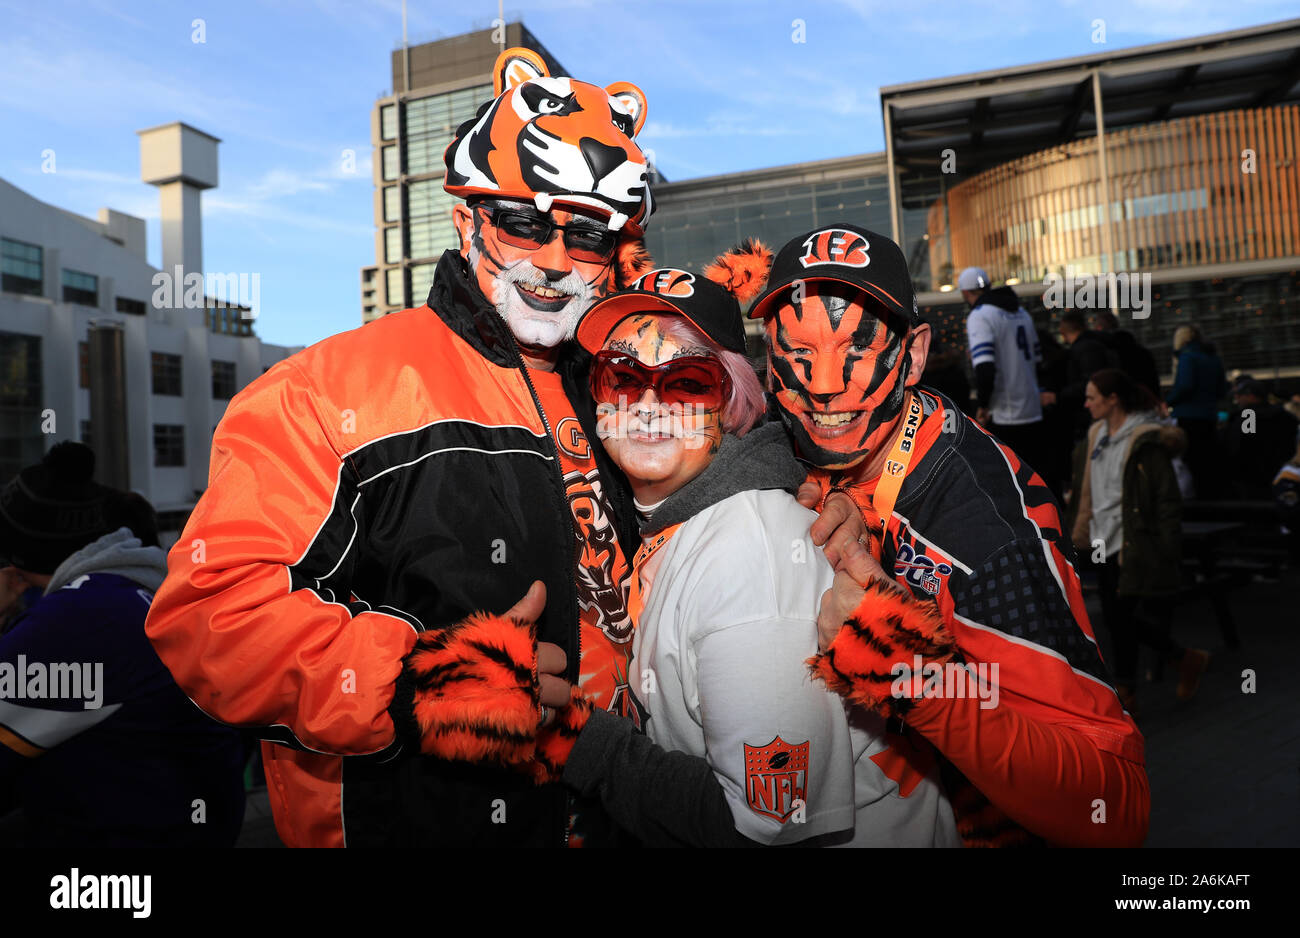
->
[744,737,809,823]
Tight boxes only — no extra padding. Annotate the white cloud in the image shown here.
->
[0,35,269,132]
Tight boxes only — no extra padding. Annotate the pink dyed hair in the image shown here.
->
[651,315,766,436]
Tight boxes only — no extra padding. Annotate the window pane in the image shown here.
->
[407,179,440,218]
[410,263,436,307]
[383,185,401,223]
[384,226,403,264]
[1,237,43,296]
[382,145,399,181]
[407,216,457,261]
[211,360,237,400]
[404,84,491,177]
[151,351,183,396]
[386,267,405,307]
[61,268,98,306]
[153,424,185,467]
[380,103,397,141]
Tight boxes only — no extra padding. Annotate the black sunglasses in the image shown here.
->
[476,203,618,264]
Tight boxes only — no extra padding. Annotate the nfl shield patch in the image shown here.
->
[744,737,809,823]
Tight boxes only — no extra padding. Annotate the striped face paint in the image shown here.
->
[596,314,724,500]
[465,200,616,351]
[765,282,912,470]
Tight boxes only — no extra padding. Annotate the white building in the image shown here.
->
[0,121,301,542]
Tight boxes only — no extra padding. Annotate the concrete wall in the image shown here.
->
[0,176,300,529]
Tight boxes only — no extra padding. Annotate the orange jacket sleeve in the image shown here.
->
[904,689,1150,847]
[144,358,418,757]
[812,554,1149,847]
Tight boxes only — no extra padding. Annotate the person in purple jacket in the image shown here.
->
[0,442,246,846]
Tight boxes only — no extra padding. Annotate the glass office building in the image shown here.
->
[362,23,565,322]
[879,20,1300,378]
[643,155,892,273]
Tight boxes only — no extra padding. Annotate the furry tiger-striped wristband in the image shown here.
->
[808,578,959,718]
[393,612,541,767]
[529,686,595,785]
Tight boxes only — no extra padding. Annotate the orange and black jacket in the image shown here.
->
[145,251,637,847]
[808,388,1149,846]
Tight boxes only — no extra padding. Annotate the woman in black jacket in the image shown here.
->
[1071,369,1210,715]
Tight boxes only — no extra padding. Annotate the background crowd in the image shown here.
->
[925,279,1300,716]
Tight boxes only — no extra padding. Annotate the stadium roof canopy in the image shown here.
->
[880,18,1300,209]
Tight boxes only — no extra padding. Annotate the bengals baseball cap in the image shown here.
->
[749,224,920,327]
[576,267,748,354]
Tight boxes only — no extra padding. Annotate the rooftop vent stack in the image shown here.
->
[137,122,220,288]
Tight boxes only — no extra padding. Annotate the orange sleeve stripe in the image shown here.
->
[0,724,44,758]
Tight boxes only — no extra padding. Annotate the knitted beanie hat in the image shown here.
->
[0,442,119,574]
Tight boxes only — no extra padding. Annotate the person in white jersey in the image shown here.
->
[521,264,961,847]
[959,266,1048,486]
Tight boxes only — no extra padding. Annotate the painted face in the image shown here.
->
[765,282,912,470]
[460,199,618,351]
[595,314,724,503]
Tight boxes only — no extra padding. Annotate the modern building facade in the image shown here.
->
[880,18,1300,379]
[645,18,1300,381]
[642,153,892,272]
[642,154,892,353]
[0,122,300,541]
[357,18,1300,380]
[362,22,566,322]
[925,106,1300,286]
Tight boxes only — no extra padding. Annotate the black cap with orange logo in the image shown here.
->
[575,267,749,355]
[748,224,919,327]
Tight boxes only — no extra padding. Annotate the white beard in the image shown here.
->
[471,247,596,350]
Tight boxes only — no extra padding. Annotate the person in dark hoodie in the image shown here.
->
[512,270,961,847]
[1059,311,1120,440]
[0,442,246,847]
[1091,311,1161,401]
[1166,323,1226,498]
[1224,377,1299,501]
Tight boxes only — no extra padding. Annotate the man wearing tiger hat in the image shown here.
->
[705,226,1151,846]
[143,47,861,847]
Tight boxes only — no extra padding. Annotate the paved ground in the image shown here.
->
[235,568,1299,848]
[235,784,280,848]
[1091,568,1299,847]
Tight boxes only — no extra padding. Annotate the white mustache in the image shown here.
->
[496,259,592,304]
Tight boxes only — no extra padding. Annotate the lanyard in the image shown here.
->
[626,522,683,626]
[870,390,925,529]
[877,391,924,735]
[835,390,923,738]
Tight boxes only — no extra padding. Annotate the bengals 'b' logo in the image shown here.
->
[635,268,695,297]
[799,229,870,269]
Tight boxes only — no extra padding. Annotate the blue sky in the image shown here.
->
[1,0,1294,347]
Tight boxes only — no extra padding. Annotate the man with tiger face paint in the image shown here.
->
[747,225,1150,848]
[767,281,920,471]
[143,47,665,848]
[453,196,613,359]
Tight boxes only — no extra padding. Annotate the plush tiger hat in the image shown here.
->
[443,47,654,236]
[703,238,773,312]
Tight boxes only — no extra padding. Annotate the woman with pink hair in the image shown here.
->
[519,265,961,847]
